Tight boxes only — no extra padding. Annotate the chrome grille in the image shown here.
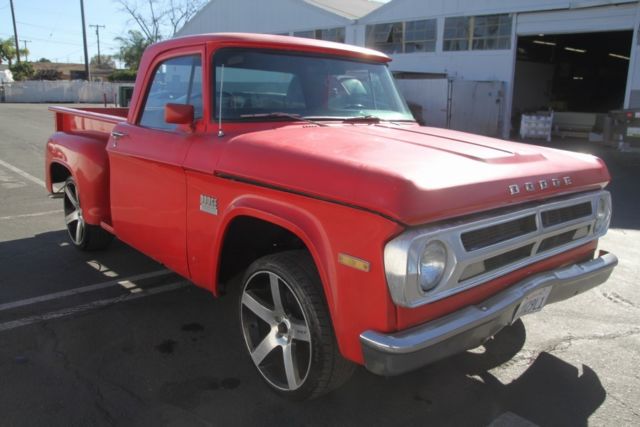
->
[383,190,610,307]
[461,215,536,251]
[538,225,591,252]
[455,195,602,287]
[541,202,592,227]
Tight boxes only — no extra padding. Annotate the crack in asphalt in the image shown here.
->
[607,393,640,419]
[40,321,117,426]
[508,328,640,367]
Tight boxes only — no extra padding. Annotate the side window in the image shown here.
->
[139,55,202,130]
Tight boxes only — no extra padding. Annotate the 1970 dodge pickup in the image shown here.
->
[46,33,617,400]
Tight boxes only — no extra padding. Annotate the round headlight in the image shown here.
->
[594,196,612,235]
[418,240,447,292]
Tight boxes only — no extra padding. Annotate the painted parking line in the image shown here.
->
[0,209,63,221]
[0,269,171,312]
[0,158,46,188]
[0,281,189,332]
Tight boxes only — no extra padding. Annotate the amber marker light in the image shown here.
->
[338,253,371,272]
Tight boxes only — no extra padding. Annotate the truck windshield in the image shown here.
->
[213,49,414,122]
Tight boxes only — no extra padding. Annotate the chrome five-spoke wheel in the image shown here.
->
[61,177,113,251]
[63,179,85,245]
[239,251,355,400]
[241,270,312,391]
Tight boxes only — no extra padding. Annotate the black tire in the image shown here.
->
[63,177,113,251]
[239,250,355,400]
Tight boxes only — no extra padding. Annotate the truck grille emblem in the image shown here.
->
[200,194,218,215]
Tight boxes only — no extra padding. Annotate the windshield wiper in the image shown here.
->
[239,112,326,126]
[342,115,381,124]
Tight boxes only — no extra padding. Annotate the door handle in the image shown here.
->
[110,130,127,147]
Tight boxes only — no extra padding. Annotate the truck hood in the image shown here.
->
[216,123,610,225]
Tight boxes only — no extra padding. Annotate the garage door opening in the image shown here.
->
[512,30,633,138]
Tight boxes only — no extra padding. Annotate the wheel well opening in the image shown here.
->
[217,216,309,293]
[50,163,71,184]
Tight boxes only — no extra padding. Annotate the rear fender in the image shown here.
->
[46,132,111,225]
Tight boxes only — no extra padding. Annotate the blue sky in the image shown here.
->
[0,1,150,65]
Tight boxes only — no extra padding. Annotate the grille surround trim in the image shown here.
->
[384,190,611,308]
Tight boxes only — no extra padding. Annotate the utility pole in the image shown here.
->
[22,40,31,61]
[89,24,106,65]
[9,0,20,63]
[80,0,90,80]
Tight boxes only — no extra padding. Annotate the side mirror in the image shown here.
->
[164,103,194,126]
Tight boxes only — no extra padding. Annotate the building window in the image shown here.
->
[444,14,512,51]
[366,22,403,54]
[473,14,512,50]
[293,27,345,43]
[365,19,437,54]
[443,16,470,51]
[293,30,315,39]
[404,19,437,53]
[318,27,345,43]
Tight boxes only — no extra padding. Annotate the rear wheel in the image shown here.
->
[63,177,113,251]
[239,251,354,400]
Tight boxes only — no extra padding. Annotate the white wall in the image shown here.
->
[178,0,350,36]
[517,2,637,35]
[2,81,130,104]
[625,6,640,108]
[359,0,640,136]
[361,0,638,24]
[178,0,640,132]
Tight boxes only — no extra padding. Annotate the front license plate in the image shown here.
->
[512,286,552,323]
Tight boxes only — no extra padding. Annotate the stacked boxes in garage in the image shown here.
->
[519,112,553,142]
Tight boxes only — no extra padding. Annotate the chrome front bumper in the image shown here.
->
[360,252,618,376]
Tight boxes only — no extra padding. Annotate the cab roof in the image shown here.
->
[148,32,390,63]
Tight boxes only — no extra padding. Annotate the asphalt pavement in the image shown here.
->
[0,103,638,426]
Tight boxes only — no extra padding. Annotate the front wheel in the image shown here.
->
[239,251,354,400]
[63,177,113,251]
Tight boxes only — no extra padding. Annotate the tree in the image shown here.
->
[37,58,52,63]
[115,0,205,41]
[90,54,116,68]
[33,69,63,80]
[0,37,28,66]
[114,30,151,70]
[10,62,34,81]
[113,1,204,70]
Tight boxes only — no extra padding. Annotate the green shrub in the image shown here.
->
[9,62,34,81]
[108,69,137,82]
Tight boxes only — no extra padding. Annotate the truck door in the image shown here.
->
[107,50,205,277]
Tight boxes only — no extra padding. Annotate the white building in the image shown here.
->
[178,0,640,138]
[177,0,384,44]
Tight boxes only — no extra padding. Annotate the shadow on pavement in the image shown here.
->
[113,296,605,427]
[0,235,608,427]
[0,230,165,304]
[293,320,606,427]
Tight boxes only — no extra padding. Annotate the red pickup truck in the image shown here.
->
[46,33,617,400]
